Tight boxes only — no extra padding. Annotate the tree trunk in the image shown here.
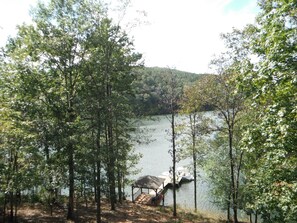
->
[83,180,88,208]
[115,120,123,204]
[228,127,238,223]
[67,143,75,220]
[107,165,116,209]
[14,193,18,223]
[93,164,97,203]
[9,192,13,223]
[191,114,197,212]
[193,154,197,212]
[122,175,126,200]
[96,127,102,223]
[172,112,177,217]
[227,194,231,223]
[106,122,116,210]
[96,161,101,223]
[105,80,116,210]
[117,167,122,204]
[3,193,7,223]
[66,77,76,220]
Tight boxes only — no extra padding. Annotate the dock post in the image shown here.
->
[162,182,165,206]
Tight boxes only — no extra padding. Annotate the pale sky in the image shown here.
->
[0,0,258,74]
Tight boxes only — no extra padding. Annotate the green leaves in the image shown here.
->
[0,0,142,218]
[234,0,297,222]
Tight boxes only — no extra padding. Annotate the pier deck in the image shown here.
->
[132,167,193,206]
[134,193,164,206]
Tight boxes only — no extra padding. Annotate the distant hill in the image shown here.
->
[131,67,207,116]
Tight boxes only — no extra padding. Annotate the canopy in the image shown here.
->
[132,175,165,190]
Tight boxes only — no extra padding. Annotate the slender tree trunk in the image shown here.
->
[107,127,116,210]
[105,120,116,210]
[66,71,76,220]
[115,120,123,204]
[84,180,88,207]
[67,143,75,220]
[9,192,13,223]
[14,194,18,223]
[193,150,197,212]
[10,152,19,223]
[66,109,75,220]
[122,175,126,200]
[117,167,123,204]
[3,193,7,223]
[96,161,101,223]
[190,114,197,212]
[93,164,97,203]
[67,116,76,220]
[96,126,102,223]
[172,112,177,217]
[228,125,238,223]
[235,151,244,221]
[227,192,231,223]
[44,142,54,216]
[103,41,117,208]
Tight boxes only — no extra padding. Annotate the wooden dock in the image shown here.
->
[134,193,164,206]
[134,193,153,205]
[132,167,193,206]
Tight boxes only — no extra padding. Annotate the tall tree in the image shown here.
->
[179,84,209,212]
[160,68,183,217]
[0,64,41,222]
[237,0,297,222]
[1,0,142,222]
[30,1,89,218]
[81,17,142,211]
[188,67,245,222]
[3,0,105,219]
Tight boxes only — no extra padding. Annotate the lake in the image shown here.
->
[129,114,225,218]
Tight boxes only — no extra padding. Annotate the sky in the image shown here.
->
[0,0,258,74]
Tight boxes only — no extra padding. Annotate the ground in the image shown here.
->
[2,199,229,223]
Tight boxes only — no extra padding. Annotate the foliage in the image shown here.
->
[160,68,183,217]
[0,0,142,221]
[132,67,205,115]
[203,134,231,210]
[198,73,245,223]
[234,0,297,222]
[178,82,212,211]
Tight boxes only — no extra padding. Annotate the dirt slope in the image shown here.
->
[8,199,226,223]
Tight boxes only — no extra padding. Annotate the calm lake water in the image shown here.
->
[128,114,225,218]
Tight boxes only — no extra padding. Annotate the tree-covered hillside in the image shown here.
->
[131,67,207,115]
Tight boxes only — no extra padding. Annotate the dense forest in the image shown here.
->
[0,0,296,223]
[131,66,206,115]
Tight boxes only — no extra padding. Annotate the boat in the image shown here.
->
[159,166,194,187]
[177,166,194,183]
